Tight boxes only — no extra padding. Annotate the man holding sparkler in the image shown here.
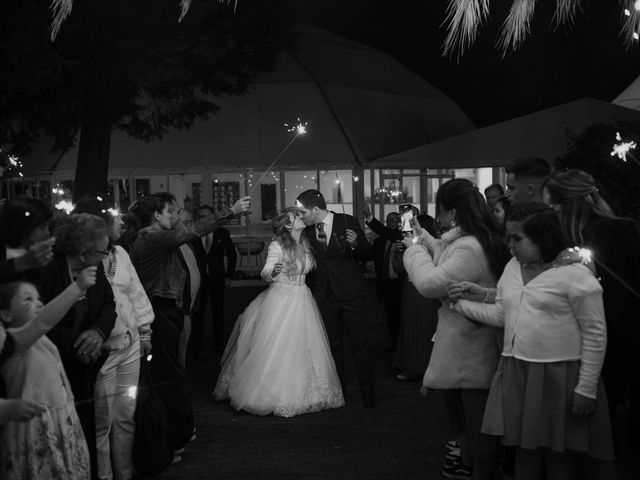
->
[296,190,376,408]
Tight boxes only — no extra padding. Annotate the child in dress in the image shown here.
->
[450,202,614,480]
[0,267,97,480]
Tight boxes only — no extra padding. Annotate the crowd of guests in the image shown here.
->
[0,192,249,479]
[0,156,638,480]
[365,157,638,479]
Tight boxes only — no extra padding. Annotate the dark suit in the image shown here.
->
[40,249,116,480]
[367,218,404,347]
[305,212,374,395]
[190,228,237,355]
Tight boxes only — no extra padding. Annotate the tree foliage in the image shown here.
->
[556,121,640,219]
[0,0,295,199]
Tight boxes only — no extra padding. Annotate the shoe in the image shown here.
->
[396,373,410,380]
[442,460,472,479]
[173,447,185,455]
[171,454,182,465]
[445,450,461,462]
[362,392,376,408]
[445,440,460,451]
[189,427,197,442]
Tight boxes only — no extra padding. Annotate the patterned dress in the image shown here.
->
[0,337,90,480]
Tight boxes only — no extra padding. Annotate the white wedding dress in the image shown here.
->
[213,241,344,417]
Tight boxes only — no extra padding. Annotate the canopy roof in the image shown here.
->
[372,98,640,169]
[23,24,473,175]
[613,75,640,110]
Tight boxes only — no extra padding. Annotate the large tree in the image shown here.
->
[0,0,295,200]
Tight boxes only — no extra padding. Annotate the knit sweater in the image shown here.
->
[453,257,606,399]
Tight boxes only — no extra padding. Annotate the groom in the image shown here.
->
[296,189,376,408]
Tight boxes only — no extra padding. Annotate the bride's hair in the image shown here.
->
[272,207,313,273]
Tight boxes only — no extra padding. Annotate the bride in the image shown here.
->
[213,207,344,417]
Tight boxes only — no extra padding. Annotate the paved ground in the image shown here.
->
[150,282,638,480]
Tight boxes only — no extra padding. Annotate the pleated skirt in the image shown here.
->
[482,356,615,460]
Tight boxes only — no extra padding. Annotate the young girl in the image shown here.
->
[0,268,97,480]
[214,207,344,417]
[451,202,614,479]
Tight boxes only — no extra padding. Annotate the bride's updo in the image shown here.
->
[272,207,311,273]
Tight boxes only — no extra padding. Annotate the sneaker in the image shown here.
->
[173,447,185,455]
[171,454,182,465]
[442,460,472,479]
[445,450,461,463]
[445,440,460,452]
[189,427,197,442]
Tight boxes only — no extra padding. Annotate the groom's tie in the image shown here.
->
[316,222,327,249]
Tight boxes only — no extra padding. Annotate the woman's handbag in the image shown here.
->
[133,358,173,477]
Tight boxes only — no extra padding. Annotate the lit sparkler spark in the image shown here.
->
[54,200,75,214]
[126,386,138,400]
[7,154,24,177]
[610,132,636,162]
[569,247,592,265]
[248,116,312,196]
[284,118,308,135]
[570,247,593,265]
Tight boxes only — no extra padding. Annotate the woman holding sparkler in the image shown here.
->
[214,207,344,417]
[544,169,640,453]
[128,193,249,456]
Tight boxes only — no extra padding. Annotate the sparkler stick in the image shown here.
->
[248,118,309,196]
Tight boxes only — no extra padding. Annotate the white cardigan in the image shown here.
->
[103,246,154,349]
[453,257,606,399]
[403,230,501,390]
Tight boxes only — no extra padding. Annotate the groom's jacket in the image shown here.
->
[305,212,373,303]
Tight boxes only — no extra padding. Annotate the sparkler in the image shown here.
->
[54,200,75,214]
[610,131,640,168]
[4,154,24,178]
[248,117,310,196]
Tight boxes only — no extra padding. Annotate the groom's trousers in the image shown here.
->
[319,288,374,395]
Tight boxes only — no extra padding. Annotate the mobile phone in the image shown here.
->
[399,203,414,233]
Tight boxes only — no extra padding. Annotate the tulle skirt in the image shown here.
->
[214,280,344,417]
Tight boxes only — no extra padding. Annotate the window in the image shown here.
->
[319,170,352,214]
[284,171,316,208]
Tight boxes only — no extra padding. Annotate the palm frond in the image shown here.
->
[442,0,491,60]
[178,0,192,23]
[50,0,73,41]
[497,0,537,56]
[620,0,640,48]
[552,0,583,29]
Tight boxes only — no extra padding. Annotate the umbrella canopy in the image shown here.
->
[22,24,474,175]
[372,98,640,169]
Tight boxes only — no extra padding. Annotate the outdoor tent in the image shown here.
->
[371,98,640,169]
[22,24,474,175]
[613,76,640,110]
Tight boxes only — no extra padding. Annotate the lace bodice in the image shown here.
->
[260,241,314,284]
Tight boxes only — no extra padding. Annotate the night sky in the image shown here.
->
[291,1,640,127]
